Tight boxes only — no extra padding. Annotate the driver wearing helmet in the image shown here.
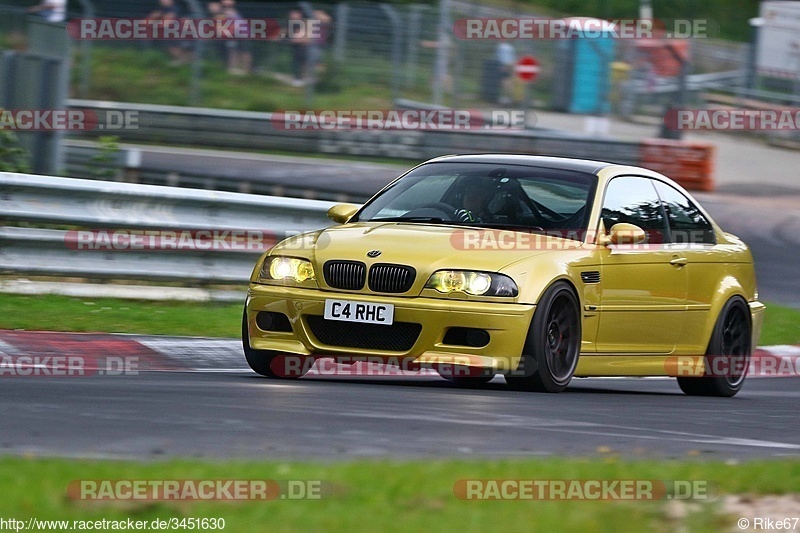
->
[454,180,492,223]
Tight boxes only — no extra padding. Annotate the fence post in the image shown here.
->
[33,57,61,174]
[746,17,763,91]
[0,51,18,108]
[452,29,464,108]
[404,5,424,91]
[75,0,94,99]
[380,4,402,104]
[184,0,204,106]
[299,2,317,107]
[334,3,348,63]
[432,0,450,106]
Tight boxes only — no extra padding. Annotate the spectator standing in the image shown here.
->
[306,9,331,82]
[207,2,228,62]
[496,41,516,104]
[287,9,310,87]
[148,0,188,65]
[221,0,251,75]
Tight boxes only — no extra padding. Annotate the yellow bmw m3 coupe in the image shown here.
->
[243,155,764,396]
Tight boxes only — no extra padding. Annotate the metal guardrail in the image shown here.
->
[67,99,644,165]
[624,70,745,97]
[61,100,714,195]
[63,142,375,202]
[64,99,716,192]
[1,172,333,231]
[0,226,256,282]
[0,172,334,283]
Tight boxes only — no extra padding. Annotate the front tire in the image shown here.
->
[242,311,309,378]
[506,282,581,393]
[677,297,751,397]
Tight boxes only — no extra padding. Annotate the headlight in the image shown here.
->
[260,256,315,283]
[425,270,518,297]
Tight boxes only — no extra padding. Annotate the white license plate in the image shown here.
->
[323,299,394,325]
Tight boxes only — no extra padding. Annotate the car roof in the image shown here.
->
[424,154,615,174]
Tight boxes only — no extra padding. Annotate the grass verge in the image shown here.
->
[1,293,798,346]
[0,293,242,338]
[758,303,800,346]
[0,292,800,346]
[1,457,798,532]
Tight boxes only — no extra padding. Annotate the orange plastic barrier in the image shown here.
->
[634,39,690,78]
[639,139,715,192]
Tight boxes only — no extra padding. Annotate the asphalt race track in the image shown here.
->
[1,371,799,460]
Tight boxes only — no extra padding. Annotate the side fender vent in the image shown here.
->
[580,271,601,284]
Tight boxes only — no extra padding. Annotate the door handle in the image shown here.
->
[670,257,688,266]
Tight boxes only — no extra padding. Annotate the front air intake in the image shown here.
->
[368,264,416,293]
[323,260,366,290]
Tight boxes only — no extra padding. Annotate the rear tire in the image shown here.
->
[677,297,750,397]
[242,310,309,378]
[506,282,581,393]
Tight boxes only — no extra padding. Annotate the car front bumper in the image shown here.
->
[245,284,535,372]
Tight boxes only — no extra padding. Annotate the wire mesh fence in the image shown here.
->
[0,0,752,116]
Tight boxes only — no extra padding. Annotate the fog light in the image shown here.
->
[256,312,292,332]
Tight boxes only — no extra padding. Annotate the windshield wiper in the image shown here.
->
[369,216,448,223]
[470,223,546,233]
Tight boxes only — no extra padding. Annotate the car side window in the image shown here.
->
[601,176,668,244]
[653,181,716,245]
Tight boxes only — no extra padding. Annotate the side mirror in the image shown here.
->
[599,223,647,246]
[327,203,360,224]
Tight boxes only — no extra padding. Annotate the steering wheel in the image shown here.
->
[553,206,585,229]
[405,202,458,221]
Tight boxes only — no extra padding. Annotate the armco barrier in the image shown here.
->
[0,172,334,283]
[0,172,333,232]
[67,100,715,192]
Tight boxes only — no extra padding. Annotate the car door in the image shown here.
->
[652,180,718,355]
[595,176,688,354]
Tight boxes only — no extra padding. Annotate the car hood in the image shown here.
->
[272,222,581,278]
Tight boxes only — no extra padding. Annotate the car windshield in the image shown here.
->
[354,162,597,237]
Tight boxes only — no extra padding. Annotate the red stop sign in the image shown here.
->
[515,56,540,82]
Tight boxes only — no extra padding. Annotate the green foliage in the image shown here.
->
[316,55,343,94]
[0,128,30,173]
[89,135,121,180]
[82,47,403,112]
